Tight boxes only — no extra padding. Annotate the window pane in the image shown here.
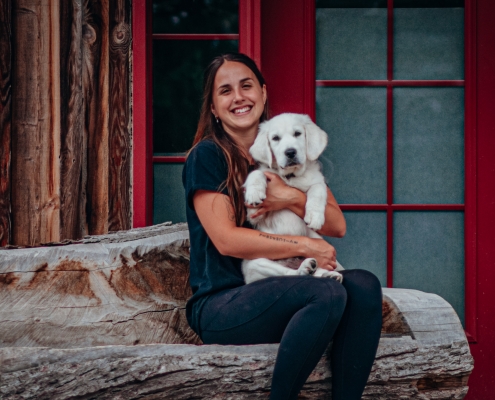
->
[152,0,238,34]
[393,211,465,325]
[153,163,187,224]
[394,8,464,80]
[393,88,464,204]
[153,40,238,155]
[328,211,387,286]
[316,87,387,204]
[316,8,387,80]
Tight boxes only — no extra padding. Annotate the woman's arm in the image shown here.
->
[193,189,338,270]
[247,172,346,238]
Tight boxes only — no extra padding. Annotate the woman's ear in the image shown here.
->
[249,121,272,165]
[303,115,328,161]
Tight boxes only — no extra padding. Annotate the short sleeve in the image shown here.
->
[182,141,229,210]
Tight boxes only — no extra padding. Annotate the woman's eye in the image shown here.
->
[272,136,280,141]
[294,131,302,137]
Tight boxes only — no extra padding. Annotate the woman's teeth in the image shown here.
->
[234,106,250,114]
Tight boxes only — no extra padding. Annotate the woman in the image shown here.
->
[182,53,382,399]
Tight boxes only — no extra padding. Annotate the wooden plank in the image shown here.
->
[82,0,109,235]
[11,0,61,246]
[59,0,87,240]
[0,0,11,246]
[108,0,131,232]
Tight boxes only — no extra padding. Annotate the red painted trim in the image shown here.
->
[463,0,478,344]
[153,33,239,40]
[303,0,316,120]
[465,0,495,397]
[145,0,154,226]
[239,0,262,68]
[153,156,186,163]
[340,204,465,211]
[132,0,152,228]
[316,80,465,87]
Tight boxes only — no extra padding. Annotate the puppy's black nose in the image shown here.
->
[285,148,297,159]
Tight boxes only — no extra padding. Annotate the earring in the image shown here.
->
[216,116,219,124]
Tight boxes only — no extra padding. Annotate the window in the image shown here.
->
[315,0,469,326]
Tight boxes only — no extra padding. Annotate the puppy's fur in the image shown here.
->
[242,113,344,284]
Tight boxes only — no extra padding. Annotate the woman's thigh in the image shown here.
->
[200,275,346,345]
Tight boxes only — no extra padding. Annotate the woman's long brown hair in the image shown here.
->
[188,53,269,226]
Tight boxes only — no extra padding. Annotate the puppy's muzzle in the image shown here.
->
[284,148,300,167]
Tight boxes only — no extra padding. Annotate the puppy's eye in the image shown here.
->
[294,131,302,137]
[272,135,280,141]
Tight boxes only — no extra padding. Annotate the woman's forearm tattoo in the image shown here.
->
[259,233,298,244]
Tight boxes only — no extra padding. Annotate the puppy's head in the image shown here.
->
[250,113,328,175]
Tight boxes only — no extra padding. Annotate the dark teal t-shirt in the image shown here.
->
[182,140,246,336]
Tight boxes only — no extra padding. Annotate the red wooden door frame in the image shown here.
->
[132,0,261,228]
[133,0,495,395]
[261,0,494,397]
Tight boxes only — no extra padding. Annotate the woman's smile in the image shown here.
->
[211,61,267,141]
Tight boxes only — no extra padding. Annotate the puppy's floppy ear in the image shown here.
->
[249,121,272,165]
[303,114,328,161]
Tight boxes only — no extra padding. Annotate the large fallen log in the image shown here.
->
[0,223,474,399]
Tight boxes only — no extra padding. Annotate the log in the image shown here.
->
[108,0,131,232]
[0,223,474,399]
[11,0,61,246]
[0,0,11,247]
[83,0,110,235]
[60,0,88,240]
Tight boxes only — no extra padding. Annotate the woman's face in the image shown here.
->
[211,61,267,138]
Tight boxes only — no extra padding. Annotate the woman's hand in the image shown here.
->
[247,171,304,219]
[302,237,338,271]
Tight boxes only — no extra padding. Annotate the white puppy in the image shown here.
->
[242,113,344,284]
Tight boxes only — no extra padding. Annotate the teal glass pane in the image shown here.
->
[393,88,464,204]
[393,211,465,325]
[153,40,238,155]
[153,163,187,225]
[394,8,464,80]
[328,211,387,286]
[316,87,387,204]
[152,0,238,34]
[316,8,387,80]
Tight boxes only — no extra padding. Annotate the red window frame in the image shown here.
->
[314,0,476,342]
[132,0,261,228]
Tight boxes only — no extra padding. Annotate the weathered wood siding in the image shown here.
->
[1,0,132,246]
[0,0,11,247]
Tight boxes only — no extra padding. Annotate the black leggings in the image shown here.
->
[199,269,382,400]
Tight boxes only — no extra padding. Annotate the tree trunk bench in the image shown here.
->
[0,223,474,399]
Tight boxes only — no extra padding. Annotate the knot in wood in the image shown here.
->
[82,23,97,45]
[111,23,130,55]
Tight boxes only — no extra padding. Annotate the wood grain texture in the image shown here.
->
[11,0,61,246]
[0,223,473,398]
[0,340,473,399]
[108,0,131,232]
[0,223,200,347]
[83,0,109,235]
[0,0,11,247]
[59,0,87,240]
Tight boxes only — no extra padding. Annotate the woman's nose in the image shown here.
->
[232,87,244,102]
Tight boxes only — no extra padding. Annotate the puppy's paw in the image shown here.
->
[318,269,343,283]
[304,211,325,231]
[244,183,267,206]
[298,258,317,276]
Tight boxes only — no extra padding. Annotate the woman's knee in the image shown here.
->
[341,269,382,307]
[303,277,348,310]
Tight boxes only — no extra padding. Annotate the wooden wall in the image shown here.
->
[0,0,131,247]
